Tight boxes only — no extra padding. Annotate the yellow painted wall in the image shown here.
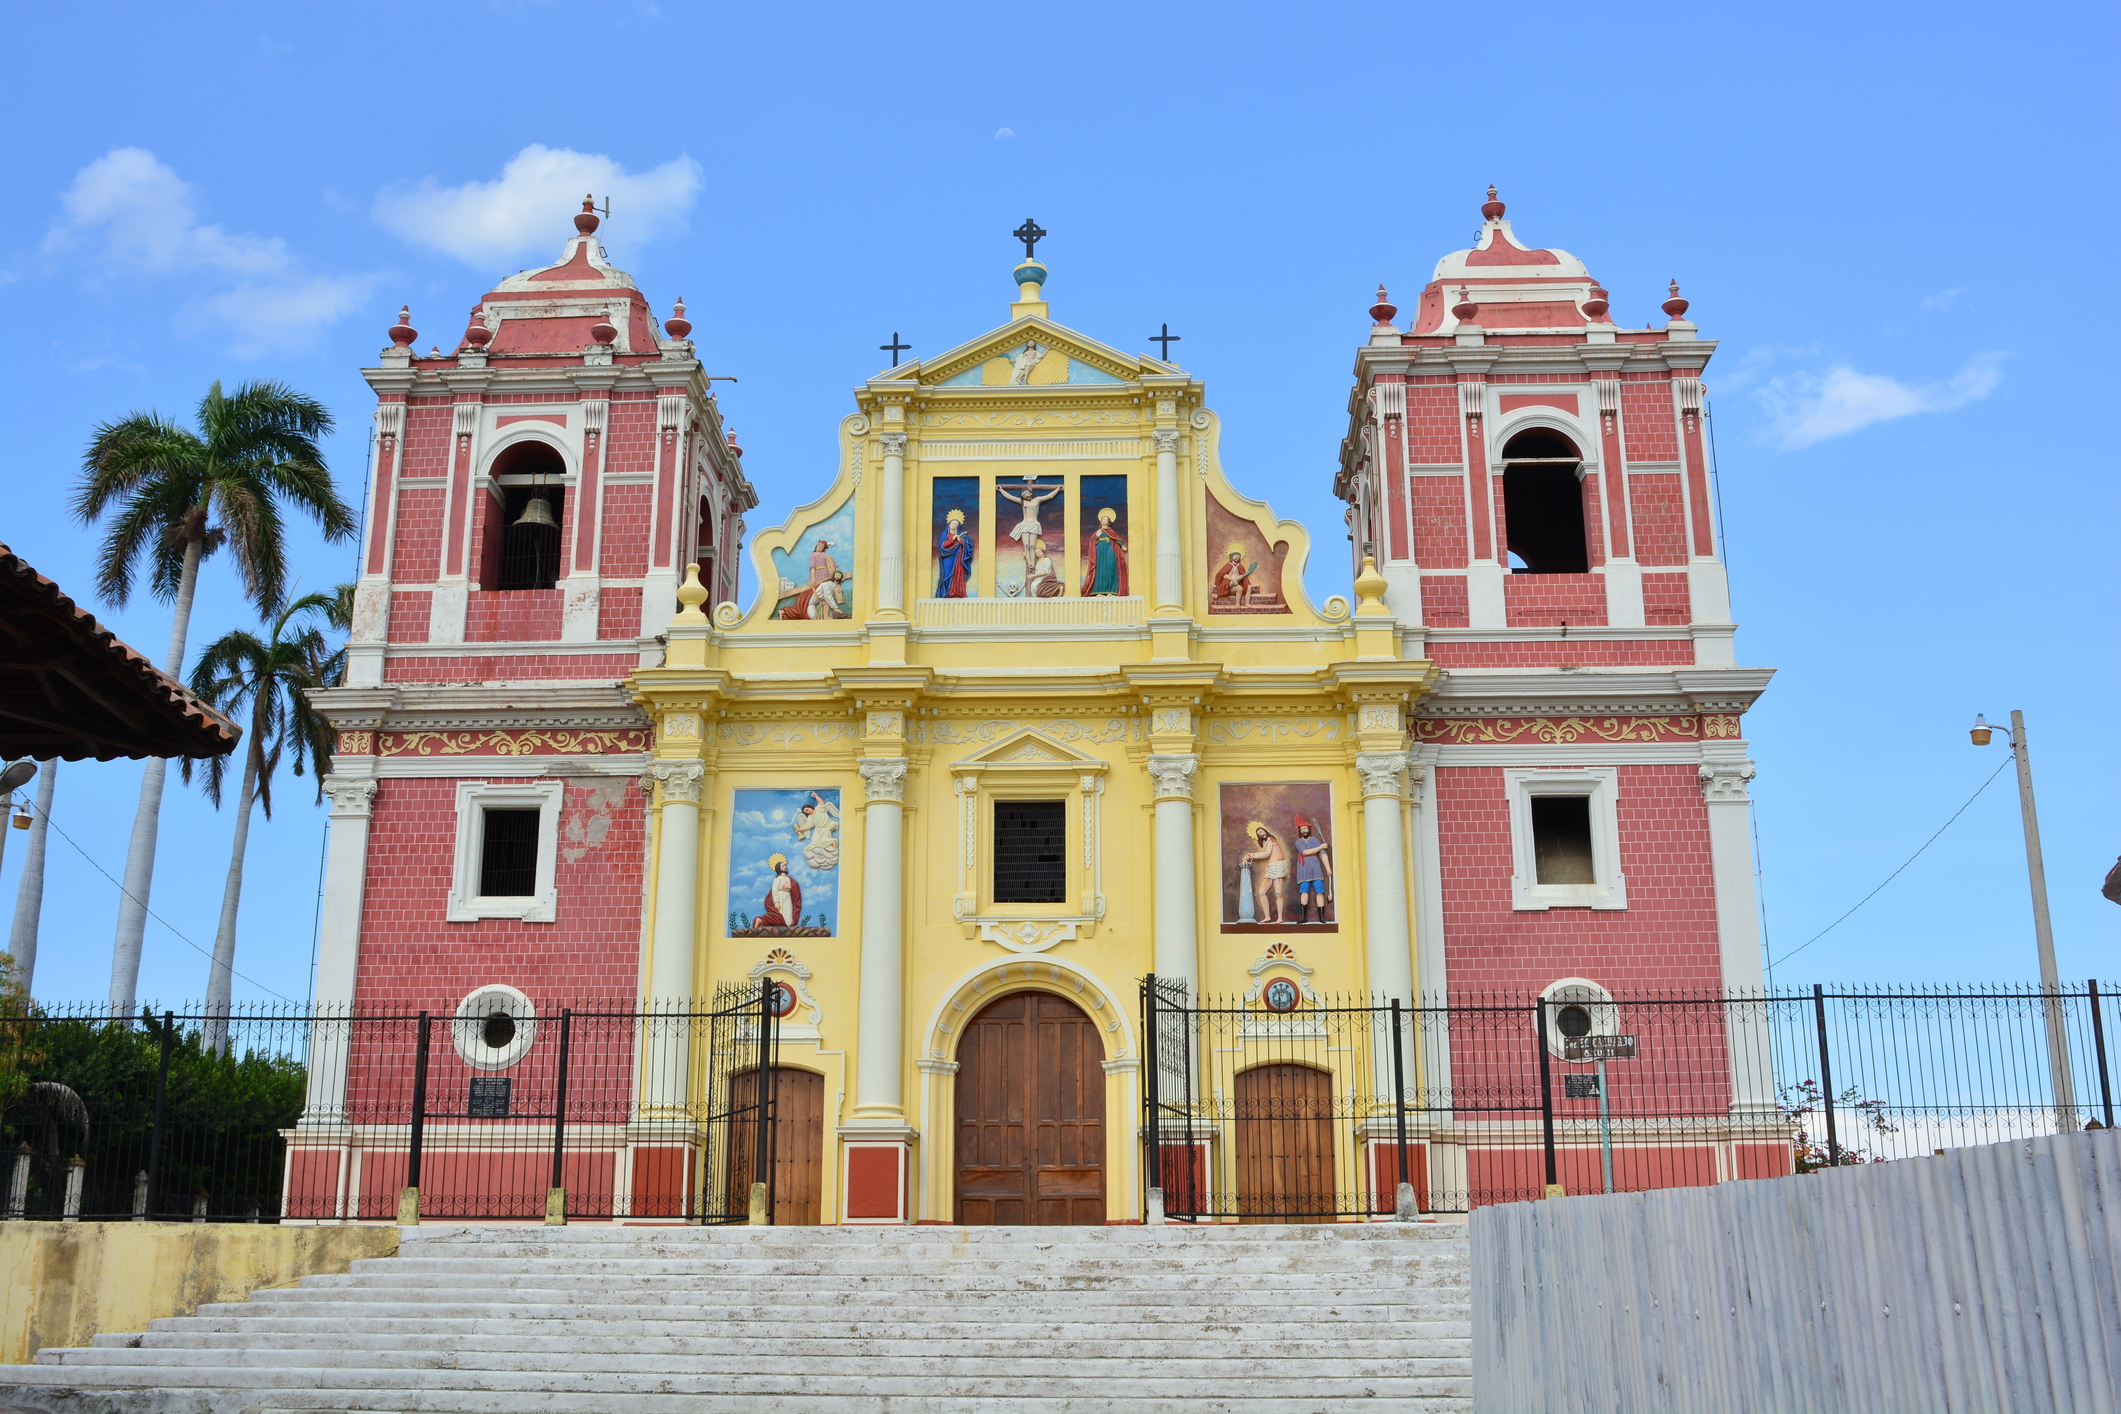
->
[0,1222,400,1365]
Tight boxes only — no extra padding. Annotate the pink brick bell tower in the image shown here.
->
[1338,187,1773,1018]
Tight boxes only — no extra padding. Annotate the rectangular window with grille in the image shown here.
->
[479,808,542,896]
[992,800,1067,903]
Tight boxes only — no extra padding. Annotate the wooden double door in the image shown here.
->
[955,992,1107,1224]
[725,1067,824,1225]
[1234,1062,1336,1223]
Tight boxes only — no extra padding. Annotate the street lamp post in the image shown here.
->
[1970,711,2077,1132]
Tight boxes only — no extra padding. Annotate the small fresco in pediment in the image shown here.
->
[771,498,855,621]
[1206,495,1290,615]
[935,339,1124,387]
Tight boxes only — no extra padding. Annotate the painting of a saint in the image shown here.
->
[770,500,856,622]
[1205,495,1289,614]
[932,477,978,598]
[996,476,1064,598]
[729,788,840,937]
[1219,782,1335,931]
[1078,475,1129,597]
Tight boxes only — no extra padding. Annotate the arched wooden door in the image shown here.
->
[955,992,1106,1224]
[725,1067,824,1225]
[1234,1062,1335,1224]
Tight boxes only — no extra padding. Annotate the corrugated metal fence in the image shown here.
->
[1472,1129,2120,1413]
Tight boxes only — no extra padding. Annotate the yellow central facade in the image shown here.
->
[630,256,1436,1224]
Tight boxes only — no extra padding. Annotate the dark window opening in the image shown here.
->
[479,808,541,896]
[993,800,1067,903]
[1501,429,1589,574]
[481,1011,517,1049]
[1555,1004,1593,1038]
[1531,795,1597,885]
[487,441,568,591]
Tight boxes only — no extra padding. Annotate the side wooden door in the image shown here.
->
[955,992,1106,1224]
[1234,1062,1335,1223]
[725,1067,824,1225]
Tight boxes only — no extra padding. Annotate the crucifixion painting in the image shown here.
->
[996,474,1064,593]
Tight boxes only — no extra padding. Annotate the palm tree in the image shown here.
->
[75,380,352,1017]
[184,593,345,1050]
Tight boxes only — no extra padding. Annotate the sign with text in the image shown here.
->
[1563,1034,1637,1063]
[467,1075,512,1118]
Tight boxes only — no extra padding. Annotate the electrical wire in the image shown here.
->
[21,797,302,1004]
[1768,755,2015,970]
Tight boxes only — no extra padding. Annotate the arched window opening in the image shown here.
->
[488,441,567,591]
[1501,428,1588,574]
[695,494,717,572]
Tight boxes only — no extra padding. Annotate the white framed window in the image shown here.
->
[451,983,539,1070]
[1504,767,1627,911]
[447,779,564,923]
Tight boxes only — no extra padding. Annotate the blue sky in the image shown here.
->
[2,2,2114,1005]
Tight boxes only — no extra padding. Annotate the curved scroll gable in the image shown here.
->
[727,414,867,630]
[1194,409,1332,624]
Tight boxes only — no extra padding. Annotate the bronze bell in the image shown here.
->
[512,494,557,530]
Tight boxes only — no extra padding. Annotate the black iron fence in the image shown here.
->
[0,984,781,1224]
[1141,977,2121,1220]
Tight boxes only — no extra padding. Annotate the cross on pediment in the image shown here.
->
[1013,218,1047,259]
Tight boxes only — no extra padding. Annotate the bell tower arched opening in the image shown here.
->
[1500,428,1589,574]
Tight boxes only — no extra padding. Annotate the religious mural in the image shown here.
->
[727,788,840,937]
[1078,474,1130,597]
[1205,495,1289,614]
[995,474,1066,598]
[931,476,978,598]
[770,499,855,620]
[1218,782,1336,931]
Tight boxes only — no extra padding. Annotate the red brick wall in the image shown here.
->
[1620,384,1678,461]
[352,775,646,1012]
[1420,575,1468,628]
[1643,572,1690,625]
[1436,763,1723,996]
[382,653,637,683]
[1629,473,1689,566]
[390,488,445,583]
[1504,574,1607,627]
[1427,638,1694,669]
[1409,477,1469,567]
[600,486,652,577]
[1406,385,1463,463]
[465,589,564,642]
[387,590,431,643]
[598,587,644,640]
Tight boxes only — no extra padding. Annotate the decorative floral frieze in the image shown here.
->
[918,717,1139,746]
[1201,717,1345,744]
[378,729,651,758]
[1410,715,1738,746]
[715,721,858,748]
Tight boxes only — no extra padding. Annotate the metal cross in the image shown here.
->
[1013,218,1047,259]
[879,332,912,367]
[1150,324,1182,360]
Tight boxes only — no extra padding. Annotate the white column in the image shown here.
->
[646,763,705,1003]
[1407,752,1453,1097]
[303,776,378,1122]
[1146,755,1200,995]
[853,758,909,1119]
[1356,753,1414,1004]
[1153,429,1182,609]
[878,432,906,615]
[1700,754,1774,1114]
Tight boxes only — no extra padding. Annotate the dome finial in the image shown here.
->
[463,306,492,349]
[1662,279,1690,320]
[1481,184,1506,220]
[388,305,417,348]
[665,298,692,340]
[575,194,600,235]
[1451,287,1479,323]
[1369,284,1398,327]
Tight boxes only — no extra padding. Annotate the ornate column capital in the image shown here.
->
[860,757,909,804]
[1354,750,1409,800]
[321,777,378,819]
[1151,428,1180,454]
[1146,753,1199,802]
[1699,760,1756,803]
[649,760,705,805]
[879,431,907,456]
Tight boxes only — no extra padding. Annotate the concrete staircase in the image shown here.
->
[0,1221,1472,1413]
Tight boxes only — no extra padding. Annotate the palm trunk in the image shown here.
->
[108,534,204,1017]
[202,724,261,1056]
[6,758,58,993]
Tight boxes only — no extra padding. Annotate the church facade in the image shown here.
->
[303,191,1770,1225]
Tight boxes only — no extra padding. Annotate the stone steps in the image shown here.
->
[0,1222,1474,1412]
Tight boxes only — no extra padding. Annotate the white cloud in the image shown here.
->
[1920,287,1965,312]
[44,147,376,354]
[995,127,1015,140]
[1756,352,2007,449]
[372,145,702,265]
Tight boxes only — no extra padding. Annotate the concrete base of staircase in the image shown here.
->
[0,1222,1472,1413]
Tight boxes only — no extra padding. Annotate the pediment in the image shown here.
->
[913,318,1146,389]
[950,726,1109,772]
